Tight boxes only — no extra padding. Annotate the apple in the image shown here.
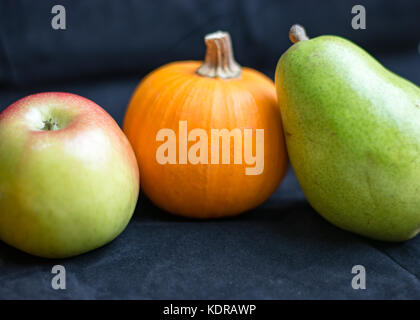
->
[0,92,140,258]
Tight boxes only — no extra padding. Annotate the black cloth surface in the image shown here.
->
[0,0,420,299]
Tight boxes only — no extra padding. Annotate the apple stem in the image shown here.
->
[289,24,309,43]
[42,118,58,131]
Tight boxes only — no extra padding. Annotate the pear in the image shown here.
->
[275,25,420,241]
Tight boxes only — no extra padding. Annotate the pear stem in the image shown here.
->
[289,24,309,43]
[196,31,241,79]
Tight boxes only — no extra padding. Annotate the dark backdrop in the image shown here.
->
[0,0,420,299]
[0,0,419,86]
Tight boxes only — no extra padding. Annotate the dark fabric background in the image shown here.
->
[0,0,419,299]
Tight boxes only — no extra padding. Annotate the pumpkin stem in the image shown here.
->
[289,24,309,43]
[196,31,241,79]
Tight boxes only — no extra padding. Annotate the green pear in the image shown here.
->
[275,25,420,242]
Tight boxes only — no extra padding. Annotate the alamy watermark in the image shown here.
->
[51,5,66,30]
[51,265,66,290]
[351,265,366,290]
[351,5,366,30]
[156,121,264,175]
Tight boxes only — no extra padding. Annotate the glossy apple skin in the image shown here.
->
[0,92,139,258]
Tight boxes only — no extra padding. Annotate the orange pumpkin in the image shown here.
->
[123,31,288,218]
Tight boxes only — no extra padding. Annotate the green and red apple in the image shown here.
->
[0,92,140,258]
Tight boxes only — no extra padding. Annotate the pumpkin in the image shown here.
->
[123,31,288,218]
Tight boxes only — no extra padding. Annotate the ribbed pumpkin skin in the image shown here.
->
[123,61,288,218]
